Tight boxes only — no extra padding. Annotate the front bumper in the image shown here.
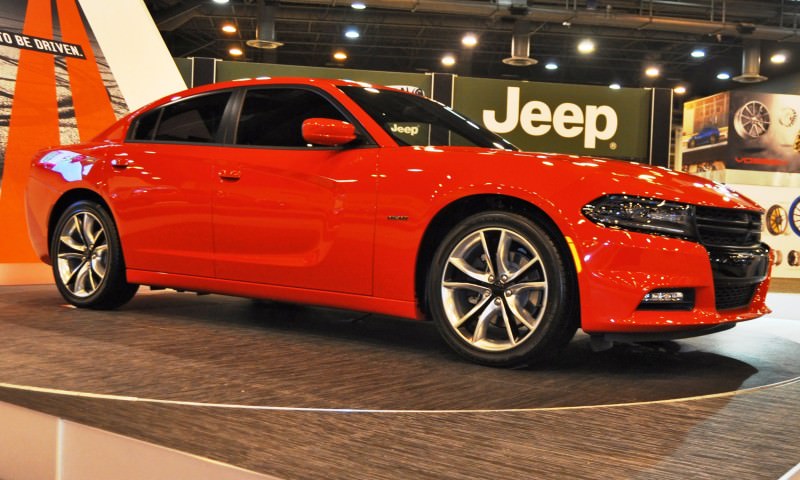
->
[575,226,771,334]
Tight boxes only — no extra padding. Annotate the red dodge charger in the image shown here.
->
[25,78,771,366]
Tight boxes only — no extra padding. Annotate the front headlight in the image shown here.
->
[582,195,695,239]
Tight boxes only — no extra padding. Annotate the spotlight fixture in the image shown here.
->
[691,49,706,58]
[577,39,595,54]
[229,47,243,56]
[345,28,360,39]
[221,23,237,33]
[771,53,788,64]
[333,51,348,61]
[441,54,456,67]
[212,0,230,3]
[462,33,478,47]
[674,85,687,94]
[609,83,621,90]
[545,62,558,70]
[645,66,660,78]
[351,1,366,9]
[717,72,731,80]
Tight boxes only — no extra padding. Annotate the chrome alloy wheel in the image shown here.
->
[440,227,548,352]
[56,212,108,298]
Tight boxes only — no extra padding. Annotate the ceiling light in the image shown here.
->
[345,29,360,39]
[221,24,237,33]
[674,85,687,94]
[545,62,558,70]
[351,1,366,9]
[212,0,229,3]
[717,72,731,80]
[691,49,705,58]
[333,51,348,61]
[229,47,243,56]
[462,33,478,48]
[771,53,788,64]
[645,66,660,77]
[441,54,456,67]
[577,39,595,54]
[609,83,621,90]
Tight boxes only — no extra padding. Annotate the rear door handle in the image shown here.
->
[110,158,133,169]
[218,169,242,181]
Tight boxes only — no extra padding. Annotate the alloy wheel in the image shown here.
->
[56,212,108,298]
[440,227,549,352]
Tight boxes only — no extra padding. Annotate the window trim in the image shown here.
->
[125,84,378,150]
[226,84,377,150]
[125,89,236,146]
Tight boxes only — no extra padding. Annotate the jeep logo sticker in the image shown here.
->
[483,87,619,149]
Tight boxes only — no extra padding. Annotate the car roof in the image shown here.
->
[177,77,374,97]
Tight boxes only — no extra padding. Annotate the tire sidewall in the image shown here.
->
[426,211,573,367]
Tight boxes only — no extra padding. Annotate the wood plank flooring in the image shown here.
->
[0,285,798,479]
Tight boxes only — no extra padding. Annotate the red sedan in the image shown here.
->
[25,78,771,366]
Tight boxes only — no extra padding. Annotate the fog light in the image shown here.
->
[642,291,684,303]
[638,288,695,311]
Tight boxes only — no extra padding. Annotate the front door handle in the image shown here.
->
[218,169,242,181]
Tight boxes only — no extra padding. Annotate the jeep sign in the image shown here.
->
[453,77,651,160]
[483,87,618,149]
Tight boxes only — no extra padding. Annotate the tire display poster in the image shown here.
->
[681,91,800,279]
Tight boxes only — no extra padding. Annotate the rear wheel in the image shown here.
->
[51,200,138,309]
[426,211,577,367]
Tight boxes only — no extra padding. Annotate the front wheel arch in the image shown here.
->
[415,195,580,326]
[425,210,579,366]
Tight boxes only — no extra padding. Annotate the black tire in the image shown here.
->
[710,134,719,144]
[688,138,696,149]
[50,200,138,309]
[426,211,578,367]
[789,250,800,267]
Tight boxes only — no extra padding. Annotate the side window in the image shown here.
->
[150,92,231,143]
[236,88,347,147]
[131,109,160,141]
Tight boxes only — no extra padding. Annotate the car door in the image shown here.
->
[106,91,232,278]
[213,87,378,295]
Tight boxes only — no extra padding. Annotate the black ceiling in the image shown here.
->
[144,0,800,99]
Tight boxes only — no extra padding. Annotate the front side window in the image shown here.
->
[130,91,231,143]
[339,86,517,150]
[235,88,348,147]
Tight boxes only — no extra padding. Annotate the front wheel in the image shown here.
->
[426,212,577,367]
[51,200,138,309]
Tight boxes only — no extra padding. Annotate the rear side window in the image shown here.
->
[235,88,347,147]
[130,91,231,143]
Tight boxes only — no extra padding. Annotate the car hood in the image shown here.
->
[482,149,763,212]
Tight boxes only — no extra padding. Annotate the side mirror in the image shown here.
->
[302,118,358,147]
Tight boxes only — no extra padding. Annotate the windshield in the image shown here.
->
[339,86,518,151]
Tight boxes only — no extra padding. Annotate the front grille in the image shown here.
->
[694,206,766,312]
[714,283,758,310]
[694,206,762,247]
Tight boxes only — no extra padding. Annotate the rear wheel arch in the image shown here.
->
[415,194,580,324]
[49,189,113,252]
